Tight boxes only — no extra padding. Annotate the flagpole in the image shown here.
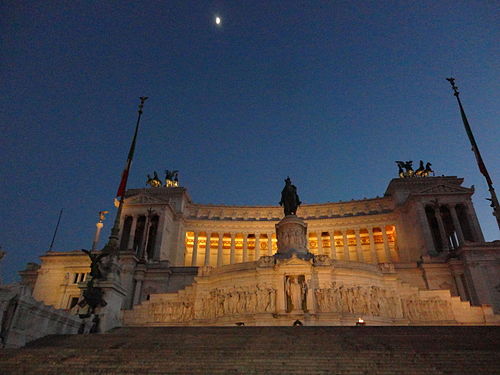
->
[103,96,148,256]
[446,78,500,231]
[48,208,63,251]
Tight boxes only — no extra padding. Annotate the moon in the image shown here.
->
[215,16,221,25]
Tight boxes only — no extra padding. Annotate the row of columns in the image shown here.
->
[120,213,163,260]
[421,202,481,254]
[329,227,392,263]
[190,232,276,267]
[187,226,395,267]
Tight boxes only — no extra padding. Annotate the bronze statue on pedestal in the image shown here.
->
[279,177,301,216]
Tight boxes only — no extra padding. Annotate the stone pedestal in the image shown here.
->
[275,215,312,260]
[94,279,127,332]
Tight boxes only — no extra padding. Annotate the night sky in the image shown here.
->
[1,1,498,283]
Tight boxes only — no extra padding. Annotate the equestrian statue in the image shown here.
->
[279,177,301,216]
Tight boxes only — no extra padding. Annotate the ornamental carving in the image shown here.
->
[196,284,277,320]
[150,301,194,323]
[314,283,454,322]
[314,284,401,318]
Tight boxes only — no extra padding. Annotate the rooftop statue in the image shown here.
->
[395,161,414,178]
[279,177,301,216]
[423,162,434,177]
[165,170,179,187]
[396,160,433,178]
[146,171,162,188]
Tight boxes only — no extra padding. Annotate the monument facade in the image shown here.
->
[19,175,500,327]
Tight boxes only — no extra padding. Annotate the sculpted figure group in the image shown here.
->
[402,296,454,321]
[197,284,277,320]
[314,283,453,321]
[146,170,179,188]
[150,300,194,323]
[142,281,454,324]
[395,160,434,178]
[314,283,401,318]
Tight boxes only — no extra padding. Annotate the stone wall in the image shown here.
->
[0,285,83,348]
[123,256,499,326]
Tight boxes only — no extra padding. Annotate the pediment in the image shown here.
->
[125,193,170,205]
[279,254,312,266]
[417,184,472,195]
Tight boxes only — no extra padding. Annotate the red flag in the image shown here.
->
[115,97,147,200]
[116,162,131,198]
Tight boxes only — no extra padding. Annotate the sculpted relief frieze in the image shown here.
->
[140,281,455,324]
[150,301,195,323]
[197,284,277,320]
[314,283,454,322]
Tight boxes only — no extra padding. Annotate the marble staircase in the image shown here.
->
[1,326,499,374]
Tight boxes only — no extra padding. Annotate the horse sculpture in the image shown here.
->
[423,162,434,177]
[146,171,162,188]
[396,160,434,178]
[279,177,301,216]
[165,170,179,187]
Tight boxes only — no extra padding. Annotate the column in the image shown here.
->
[381,226,392,262]
[267,234,273,256]
[329,231,336,259]
[217,233,224,266]
[342,230,350,261]
[355,228,363,262]
[317,231,324,255]
[434,207,450,252]
[204,233,211,266]
[242,233,248,262]
[418,204,437,255]
[368,227,377,264]
[230,233,236,264]
[449,205,465,245]
[127,216,137,251]
[191,232,199,266]
[254,232,260,260]
[465,201,484,242]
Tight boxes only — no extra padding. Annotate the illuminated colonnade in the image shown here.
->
[184,225,397,267]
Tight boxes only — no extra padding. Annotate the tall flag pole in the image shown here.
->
[104,96,148,256]
[48,208,63,251]
[446,78,500,230]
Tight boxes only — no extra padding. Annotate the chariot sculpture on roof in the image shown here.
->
[165,170,179,187]
[146,171,162,188]
[395,160,434,178]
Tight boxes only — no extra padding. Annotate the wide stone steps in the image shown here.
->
[1,326,499,374]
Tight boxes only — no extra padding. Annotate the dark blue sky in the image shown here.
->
[1,1,498,283]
